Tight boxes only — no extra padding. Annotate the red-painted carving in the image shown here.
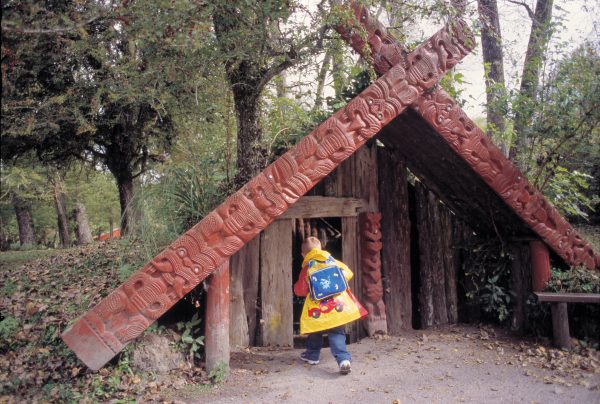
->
[61,21,475,370]
[337,2,600,271]
[360,212,387,336]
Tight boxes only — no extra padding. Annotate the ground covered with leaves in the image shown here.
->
[1,243,599,403]
[192,327,600,403]
[0,242,211,402]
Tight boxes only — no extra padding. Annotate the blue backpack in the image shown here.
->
[308,257,348,301]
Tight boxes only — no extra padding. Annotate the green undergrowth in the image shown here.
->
[0,241,212,402]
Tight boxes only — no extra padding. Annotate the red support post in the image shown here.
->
[205,259,230,373]
[530,240,551,292]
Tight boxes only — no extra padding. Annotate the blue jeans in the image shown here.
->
[304,326,351,364]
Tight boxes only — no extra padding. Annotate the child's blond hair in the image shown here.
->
[301,236,322,256]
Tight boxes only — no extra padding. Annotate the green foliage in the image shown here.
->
[0,316,20,345]
[208,361,229,384]
[439,70,466,106]
[460,238,513,322]
[516,43,600,220]
[545,266,600,294]
[544,167,597,220]
[176,312,204,363]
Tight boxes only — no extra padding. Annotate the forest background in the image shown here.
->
[1,0,598,251]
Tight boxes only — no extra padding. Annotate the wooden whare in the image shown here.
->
[61,19,476,370]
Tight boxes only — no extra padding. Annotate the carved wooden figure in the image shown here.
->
[336,1,600,271]
[62,20,476,370]
[359,212,387,335]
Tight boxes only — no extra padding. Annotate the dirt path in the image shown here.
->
[173,325,599,404]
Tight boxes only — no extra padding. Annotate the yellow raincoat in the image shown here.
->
[294,248,367,334]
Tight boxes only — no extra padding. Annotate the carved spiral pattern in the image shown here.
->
[338,1,599,271]
[360,212,384,303]
[61,20,474,370]
[360,212,387,335]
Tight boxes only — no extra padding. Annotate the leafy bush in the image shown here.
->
[545,266,600,294]
[459,238,514,322]
[176,312,205,363]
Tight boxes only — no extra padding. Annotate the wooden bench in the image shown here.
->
[535,292,600,349]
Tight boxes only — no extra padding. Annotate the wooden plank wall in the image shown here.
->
[335,142,379,340]
[260,219,294,346]
[378,146,412,333]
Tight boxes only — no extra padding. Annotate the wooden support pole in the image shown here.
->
[509,242,532,334]
[551,302,571,349]
[530,240,551,292]
[205,260,230,373]
[378,147,412,332]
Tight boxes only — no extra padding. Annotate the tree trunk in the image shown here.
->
[313,50,332,111]
[232,90,267,184]
[116,172,135,235]
[510,0,554,166]
[477,0,508,154]
[331,39,347,100]
[13,195,36,247]
[73,202,93,245]
[51,174,71,248]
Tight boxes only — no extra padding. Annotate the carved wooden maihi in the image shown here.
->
[359,212,387,336]
[336,1,600,270]
[61,20,475,370]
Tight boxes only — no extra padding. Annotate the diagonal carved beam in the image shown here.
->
[335,1,600,270]
[61,21,475,371]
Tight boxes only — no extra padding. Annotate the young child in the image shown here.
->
[293,236,367,374]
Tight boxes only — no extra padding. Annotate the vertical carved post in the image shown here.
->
[359,212,387,335]
[510,242,532,334]
[530,240,551,292]
[205,260,230,373]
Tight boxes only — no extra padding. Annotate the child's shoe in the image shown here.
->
[300,352,319,365]
[339,360,351,374]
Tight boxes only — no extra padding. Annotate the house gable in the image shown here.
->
[61,20,474,371]
[336,1,600,270]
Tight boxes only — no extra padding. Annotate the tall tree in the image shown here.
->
[509,0,555,167]
[48,168,71,248]
[212,1,328,184]
[0,1,210,234]
[477,0,508,154]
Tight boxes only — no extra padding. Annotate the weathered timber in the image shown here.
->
[205,260,230,372]
[536,292,600,349]
[359,212,387,335]
[441,207,458,324]
[342,216,361,341]
[415,182,448,327]
[260,220,293,346]
[510,242,532,334]
[353,143,379,211]
[378,146,412,332]
[530,240,551,292]
[61,18,474,370]
[229,248,249,350]
[241,237,261,346]
[337,1,599,270]
[535,293,600,304]
[277,196,366,219]
[550,302,571,349]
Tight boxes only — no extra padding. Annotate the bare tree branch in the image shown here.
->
[505,0,538,24]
